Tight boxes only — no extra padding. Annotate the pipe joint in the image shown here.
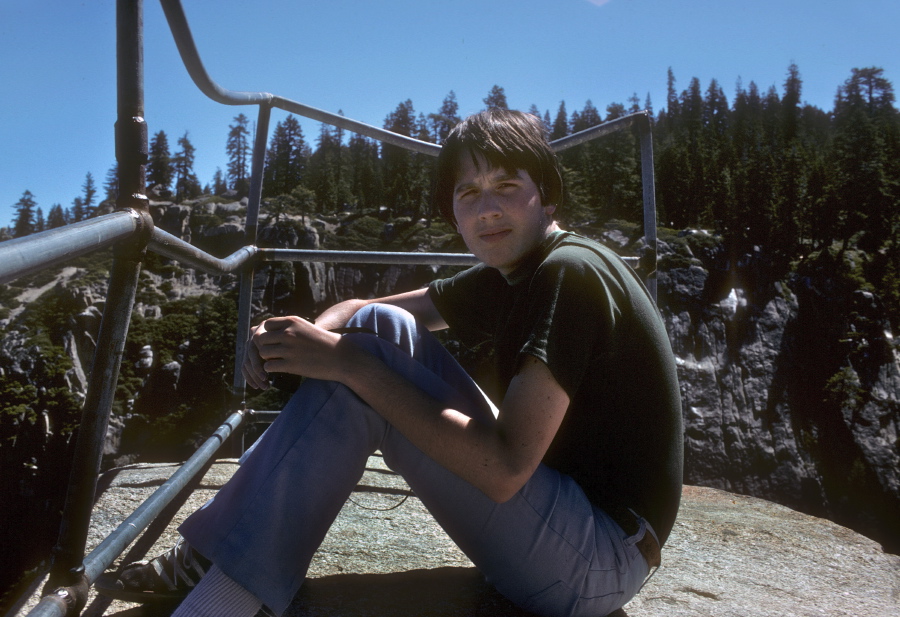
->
[41,570,89,617]
[113,207,154,261]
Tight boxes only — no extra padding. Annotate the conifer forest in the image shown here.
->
[8,65,899,325]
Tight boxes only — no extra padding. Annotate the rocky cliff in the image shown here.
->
[656,230,900,552]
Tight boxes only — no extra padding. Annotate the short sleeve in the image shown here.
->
[519,247,621,397]
[428,264,508,348]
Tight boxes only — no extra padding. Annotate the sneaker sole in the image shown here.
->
[94,572,189,603]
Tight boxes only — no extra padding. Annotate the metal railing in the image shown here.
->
[8,1,657,615]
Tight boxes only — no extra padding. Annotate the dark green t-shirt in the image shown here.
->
[428,230,683,543]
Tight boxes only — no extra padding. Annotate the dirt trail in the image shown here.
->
[7,266,79,321]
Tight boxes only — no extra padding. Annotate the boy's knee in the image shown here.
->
[345,303,420,352]
[349,303,416,330]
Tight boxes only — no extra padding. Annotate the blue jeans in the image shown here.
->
[179,304,651,616]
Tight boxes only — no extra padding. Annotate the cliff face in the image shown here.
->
[657,232,900,551]
[2,204,898,559]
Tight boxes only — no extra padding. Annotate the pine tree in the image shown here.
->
[483,85,508,110]
[569,110,581,135]
[701,78,731,228]
[212,168,228,196]
[307,122,349,213]
[226,114,251,197]
[104,163,118,202]
[147,131,174,196]
[35,207,45,233]
[263,115,307,197]
[571,100,601,133]
[729,79,776,252]
[12,190,37,237]
[347,133,382,211]
[782,63,803,142]
[71,197,85,223]
[770,64,806,262]
[174,132,201,202]
[827,67,898,252]
[286,116,309,193]
[551,101,568,140]
[412,113,436,220]
[47,204,67,229]
[600,102,641,221]
[666,67,679,116]
[428,91,461,143]
[82,172,97,218]
[382,100,419,218]
[628,92,642,113]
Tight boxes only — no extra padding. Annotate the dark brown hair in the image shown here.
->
[433,108,564,226]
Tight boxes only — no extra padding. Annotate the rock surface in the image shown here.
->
[16,458,900,617]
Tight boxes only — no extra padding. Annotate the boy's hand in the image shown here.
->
[251,316,344,384]
[242,322,270,391]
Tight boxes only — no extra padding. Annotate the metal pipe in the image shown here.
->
[229,104,271,420]
[245,105,270,243]
[233,268,255,408]
[24,589,79,617]
[157,0,440,157]
[82,410,246,582]
[149,227,257,274]
[272,96,441,156]
[550,111,647,152]
[44,0,151,602]
[638,116,658,303]
[24,412,245,617]
[0,210,143,285]
[258,248,480,267]
[116,0,149,214]
[247,410,281,424]
[46,251,144,593]
[258,249,637,269]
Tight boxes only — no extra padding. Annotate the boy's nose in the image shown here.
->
[477,194,502,219]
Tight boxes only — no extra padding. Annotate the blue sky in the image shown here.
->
[1,0,898,228]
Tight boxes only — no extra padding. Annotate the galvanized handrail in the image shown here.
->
[16,1,657,615]
[158,0,442,157]
[551,111,649,151]
[0,210,147,286]
[149,227,258,274]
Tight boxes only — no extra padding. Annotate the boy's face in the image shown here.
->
[452,152,557,275]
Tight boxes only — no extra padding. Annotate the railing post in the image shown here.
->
[638,114,658,303]
[44,0,152,608]
[231,103,271,454]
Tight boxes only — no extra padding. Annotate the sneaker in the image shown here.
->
[95,537,212,602]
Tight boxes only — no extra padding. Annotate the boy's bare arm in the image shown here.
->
[314,288,448,332]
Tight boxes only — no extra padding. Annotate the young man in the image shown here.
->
[106,108,683,617]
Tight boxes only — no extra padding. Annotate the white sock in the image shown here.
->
[170,564,264,617]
